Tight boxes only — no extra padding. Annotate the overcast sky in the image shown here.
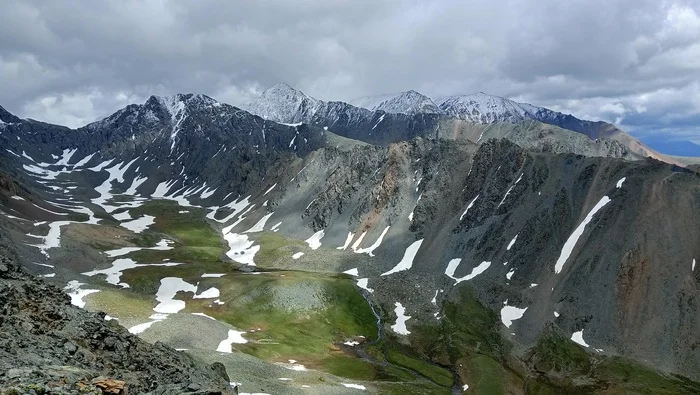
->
[1,0,699,143]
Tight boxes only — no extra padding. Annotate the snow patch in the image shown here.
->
[571,330,590,347]
[353,226,389,256]
[244,212,274,233]
[154,277,197,314]
[120,215,155,233]
[337,232,355,250]
[82,258,182,288]
[292,252,304,259]
[217,329,248,352]
[500,304,527,328]
[460,195,479,221]
[554,196,611,274]
[445,259,491,284]
[341,383,367,390]
[391,302,411,335]
[64,280,99,308]
[507,234,518,251]
[356,278,373,293]
[305,230,324,250]
[381,239,423,276]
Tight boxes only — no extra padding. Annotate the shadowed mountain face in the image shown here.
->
[0,95,699,394]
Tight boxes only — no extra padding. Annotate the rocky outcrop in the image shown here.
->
[0,240,233,395]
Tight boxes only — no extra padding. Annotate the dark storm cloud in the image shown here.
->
[0,0,698,143]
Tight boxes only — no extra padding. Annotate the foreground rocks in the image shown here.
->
[0,246,233,395]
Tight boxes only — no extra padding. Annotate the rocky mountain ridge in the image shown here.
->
[0,96,698,393]
[244,84,678,165]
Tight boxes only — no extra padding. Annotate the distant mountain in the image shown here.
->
[246,85,679,165]
[350,90,441,115]
[640,137,700,157]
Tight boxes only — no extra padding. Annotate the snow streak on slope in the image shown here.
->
[445,259,492,285]
[460,195,479,221]
[353,226,390,256]
[381,239,423,276]
[554,196,612,274]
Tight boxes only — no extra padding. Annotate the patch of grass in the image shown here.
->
[531,326,592,374]
[321,355,381,380]
[251,232,305,267]
[375,382,452,395]
[183,270,378,380]
[408,287,505,367]
[469,354,505,395]
[597,357,700,395]
[119,261,234,294]
[129,245,222,264]
[386,348,454,387]
[131,200,223,255]
[86,287,155,322]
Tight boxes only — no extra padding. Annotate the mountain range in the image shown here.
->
[0,85,699,394]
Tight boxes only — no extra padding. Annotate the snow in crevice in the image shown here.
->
[381,239,423,276]
[554,196,611,274]
[460,195,479,221]
[497,173,523,208]
[244,212,274,233]
[350,232,367,251]
[337,232,355,250]
[263,183,276,196]
[616,177,626,188]
[343,268,359,276]
[353,226,389,257]
[507,234,518,251]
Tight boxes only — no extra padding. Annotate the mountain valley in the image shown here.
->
[1,86,699,395]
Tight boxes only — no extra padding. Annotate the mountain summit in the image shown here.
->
[350,90,441,115]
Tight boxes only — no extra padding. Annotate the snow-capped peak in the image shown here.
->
[436,92,548,124]
[350,90,440,115]
[242,83,322,124]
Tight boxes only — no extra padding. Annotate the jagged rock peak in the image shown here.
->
[146,93,220,115]
[0,105,22,124]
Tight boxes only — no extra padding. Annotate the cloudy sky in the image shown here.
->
[1,0,699,146]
